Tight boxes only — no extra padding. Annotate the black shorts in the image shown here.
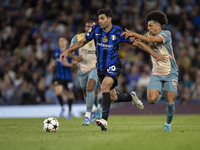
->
[98,64,121,90]
[52,78,73,91]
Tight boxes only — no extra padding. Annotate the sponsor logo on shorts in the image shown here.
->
[107,65,117,75]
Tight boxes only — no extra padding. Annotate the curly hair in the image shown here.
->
[146,10,168,25]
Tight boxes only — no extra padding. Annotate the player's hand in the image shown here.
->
[60,50,68,63]
[76,55,83,62]
[129,36,136,43]
[154,54,168,65]
[72,59,78,67]
[121,29,136,39]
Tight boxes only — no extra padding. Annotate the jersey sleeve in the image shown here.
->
[120,29,133,44]
[157,30,171,44]
[85,25,96,41]
[144,32,148,36]
[121,35,132,44]
[70,35,78,56]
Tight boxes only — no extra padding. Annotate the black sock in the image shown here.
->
[57,95,63,107]
[115,92,132,103]
[102,92,111,121]
[68,99,73,113]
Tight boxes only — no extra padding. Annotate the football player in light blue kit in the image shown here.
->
[122,10,178,131]
[69,20,101,125]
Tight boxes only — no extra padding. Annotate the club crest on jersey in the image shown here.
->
[111,35,116,40]
[103,37,108,43]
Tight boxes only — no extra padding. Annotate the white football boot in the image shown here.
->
[130,91,144,110]
[96,119,107,131]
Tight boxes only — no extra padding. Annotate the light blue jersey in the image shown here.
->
[145,30,179,93]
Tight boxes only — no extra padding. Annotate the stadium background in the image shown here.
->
[0,0,200,116]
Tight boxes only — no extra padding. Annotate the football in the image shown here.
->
[43,117,59,132]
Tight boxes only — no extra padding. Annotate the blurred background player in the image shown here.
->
[60,8,167,131]
[69,20,101,125]
[122,10,178,131]
[50,36,75,119]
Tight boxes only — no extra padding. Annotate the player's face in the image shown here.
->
[85,22,95,32]
[98,14,111,29]
[58,38,68,48]
[147,21,161,35]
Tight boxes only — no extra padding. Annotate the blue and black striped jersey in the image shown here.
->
[85,24,132,72]
[53,48,73,82]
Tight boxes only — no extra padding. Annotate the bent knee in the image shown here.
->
[148,100,156,104]
[147,97,157,104]
[101,85,110,93]
[86,87,94,92]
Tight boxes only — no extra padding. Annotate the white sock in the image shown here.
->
[165,123,171,126]
[91,105,97,112]
[85,112,91,119]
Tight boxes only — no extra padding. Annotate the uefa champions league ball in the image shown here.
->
[43,117,59,132]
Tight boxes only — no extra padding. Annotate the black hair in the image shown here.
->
[146,10,168,26]
[97,8,113,18]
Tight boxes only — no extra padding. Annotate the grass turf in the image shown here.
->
[0,115,200,150]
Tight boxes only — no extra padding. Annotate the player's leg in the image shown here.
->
[109,83,143,109]
[94,90,101,119]
[80,88,92,125]
[93,77,101,119]
[163,76,178,131]
[96,76,113,131]
[78,71,93,125]
[164,91,176,131]
[147,75,163,104]
[101,76,113,121]
[86,78,96,124]
[147,89,160,104]
[54,84,65,117]
[86,69,101,124]
[65,82,74,120]
[111,90,130,102]
[65,90,73,120]
[112,90,144,109]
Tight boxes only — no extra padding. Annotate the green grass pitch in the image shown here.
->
[0,115,200,150]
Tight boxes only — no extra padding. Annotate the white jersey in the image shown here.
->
[70,33,96,74]
[145,30,178,76]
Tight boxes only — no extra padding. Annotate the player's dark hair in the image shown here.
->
[97,8,113,18]
[146,10,168,26]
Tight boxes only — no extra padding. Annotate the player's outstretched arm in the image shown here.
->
[61,60,75,67]
[121,29,163,43]
[60,38,89,62]
[133,40,167,63]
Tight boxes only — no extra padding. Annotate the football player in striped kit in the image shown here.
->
[61,8,167,131]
